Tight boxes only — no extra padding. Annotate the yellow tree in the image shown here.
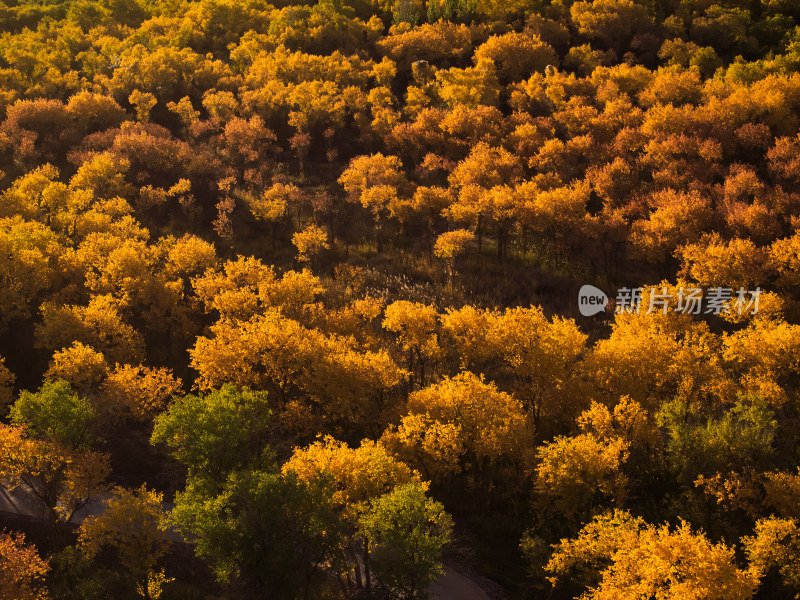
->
[722,318,800,410]
[97,365,182,425]
[190,309,405,435]
[583,303,732,411]
[78,485,172,600]
[515,181,590,261]
[533,433,629,523]
[433,229,474,282]
[44,343,108,396]
[630,189,713,265]
[35,295,146,365]
[442,305,587,430]
[435,58,502,109]
[382,300,441,389]
[531,399,652,525]
[292,224,329,264]
[446,143,523,254]
[473,32,558,84]
[0,531,50,600]
[763,469,800,521]
[0,424,109,527]
[338,153,408,253]
[769,232,800,292]
[744,517,800,597]
[546,510,759,600]
[678,233,770,289]
[283,436,419,594]
[0,355,15,409]
[192,256,280,322]
[247,182,304,250]
[381,372,533,502]
[0,216,60,327]
[192,256,323,323]
[404,186,453,261]
[570,0,652,52]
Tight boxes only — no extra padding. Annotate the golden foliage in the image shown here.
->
[284,436,418,517]
[548,510,759,600]
[45,342,108,394]
[0,531,50,600]
[79,485,171,589]
[382,372,533,484]
[292,224,329,263]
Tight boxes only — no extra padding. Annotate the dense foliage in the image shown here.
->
[1,0,800,598]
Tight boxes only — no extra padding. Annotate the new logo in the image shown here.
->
[578,285,608,316]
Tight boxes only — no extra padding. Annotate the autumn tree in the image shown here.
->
[570,0,653,54]
[35,295,146,366]
[189,309,405,435]
[678,233,770,289]
[441,305,587,430]
[0,215,60,326]
[745,517,800,598]
[44,343,108,397]
[533,432,629,525]
[96,364,182,426]
[433,229,474,282]
[377,22,473,71]
[723,318,800,408]
[0,424,109,527]
[446,143,522,256]
[436,58,501,109]
[381,372,533,507]
[292,224,329,264]
[404,186,453,260]
[0,531,50,600]
[582,307,731,411]
[630,188,713,266]
[338,153,409,252]
[0,356,14,410]
[78,486,171,600]
[2,380,109,530]
[514,181,590,262]
[382,301,440,389]
[473,33,558,84]
[546,510,759,600]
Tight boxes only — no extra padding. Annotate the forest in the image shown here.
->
[2,0,800,598]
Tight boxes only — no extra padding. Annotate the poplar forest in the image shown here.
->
[2,0,800,598]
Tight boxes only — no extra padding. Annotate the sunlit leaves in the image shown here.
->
[78,485,171,594]
[382,372,533,486]
[10,380,94,450]
[0,531,50,600]
[292,224,329,263]
[547,510,759,600]
[0,423,109,524]
[745,517,800,596]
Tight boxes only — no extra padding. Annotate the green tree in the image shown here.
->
[656,396,777,484]
[152,385,342,598]
[10,380,94,450]
[167,468,341,599]
[359,482,452,600]
[150,385,272,483]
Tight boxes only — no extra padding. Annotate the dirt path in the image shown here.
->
[430,563,493,600]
